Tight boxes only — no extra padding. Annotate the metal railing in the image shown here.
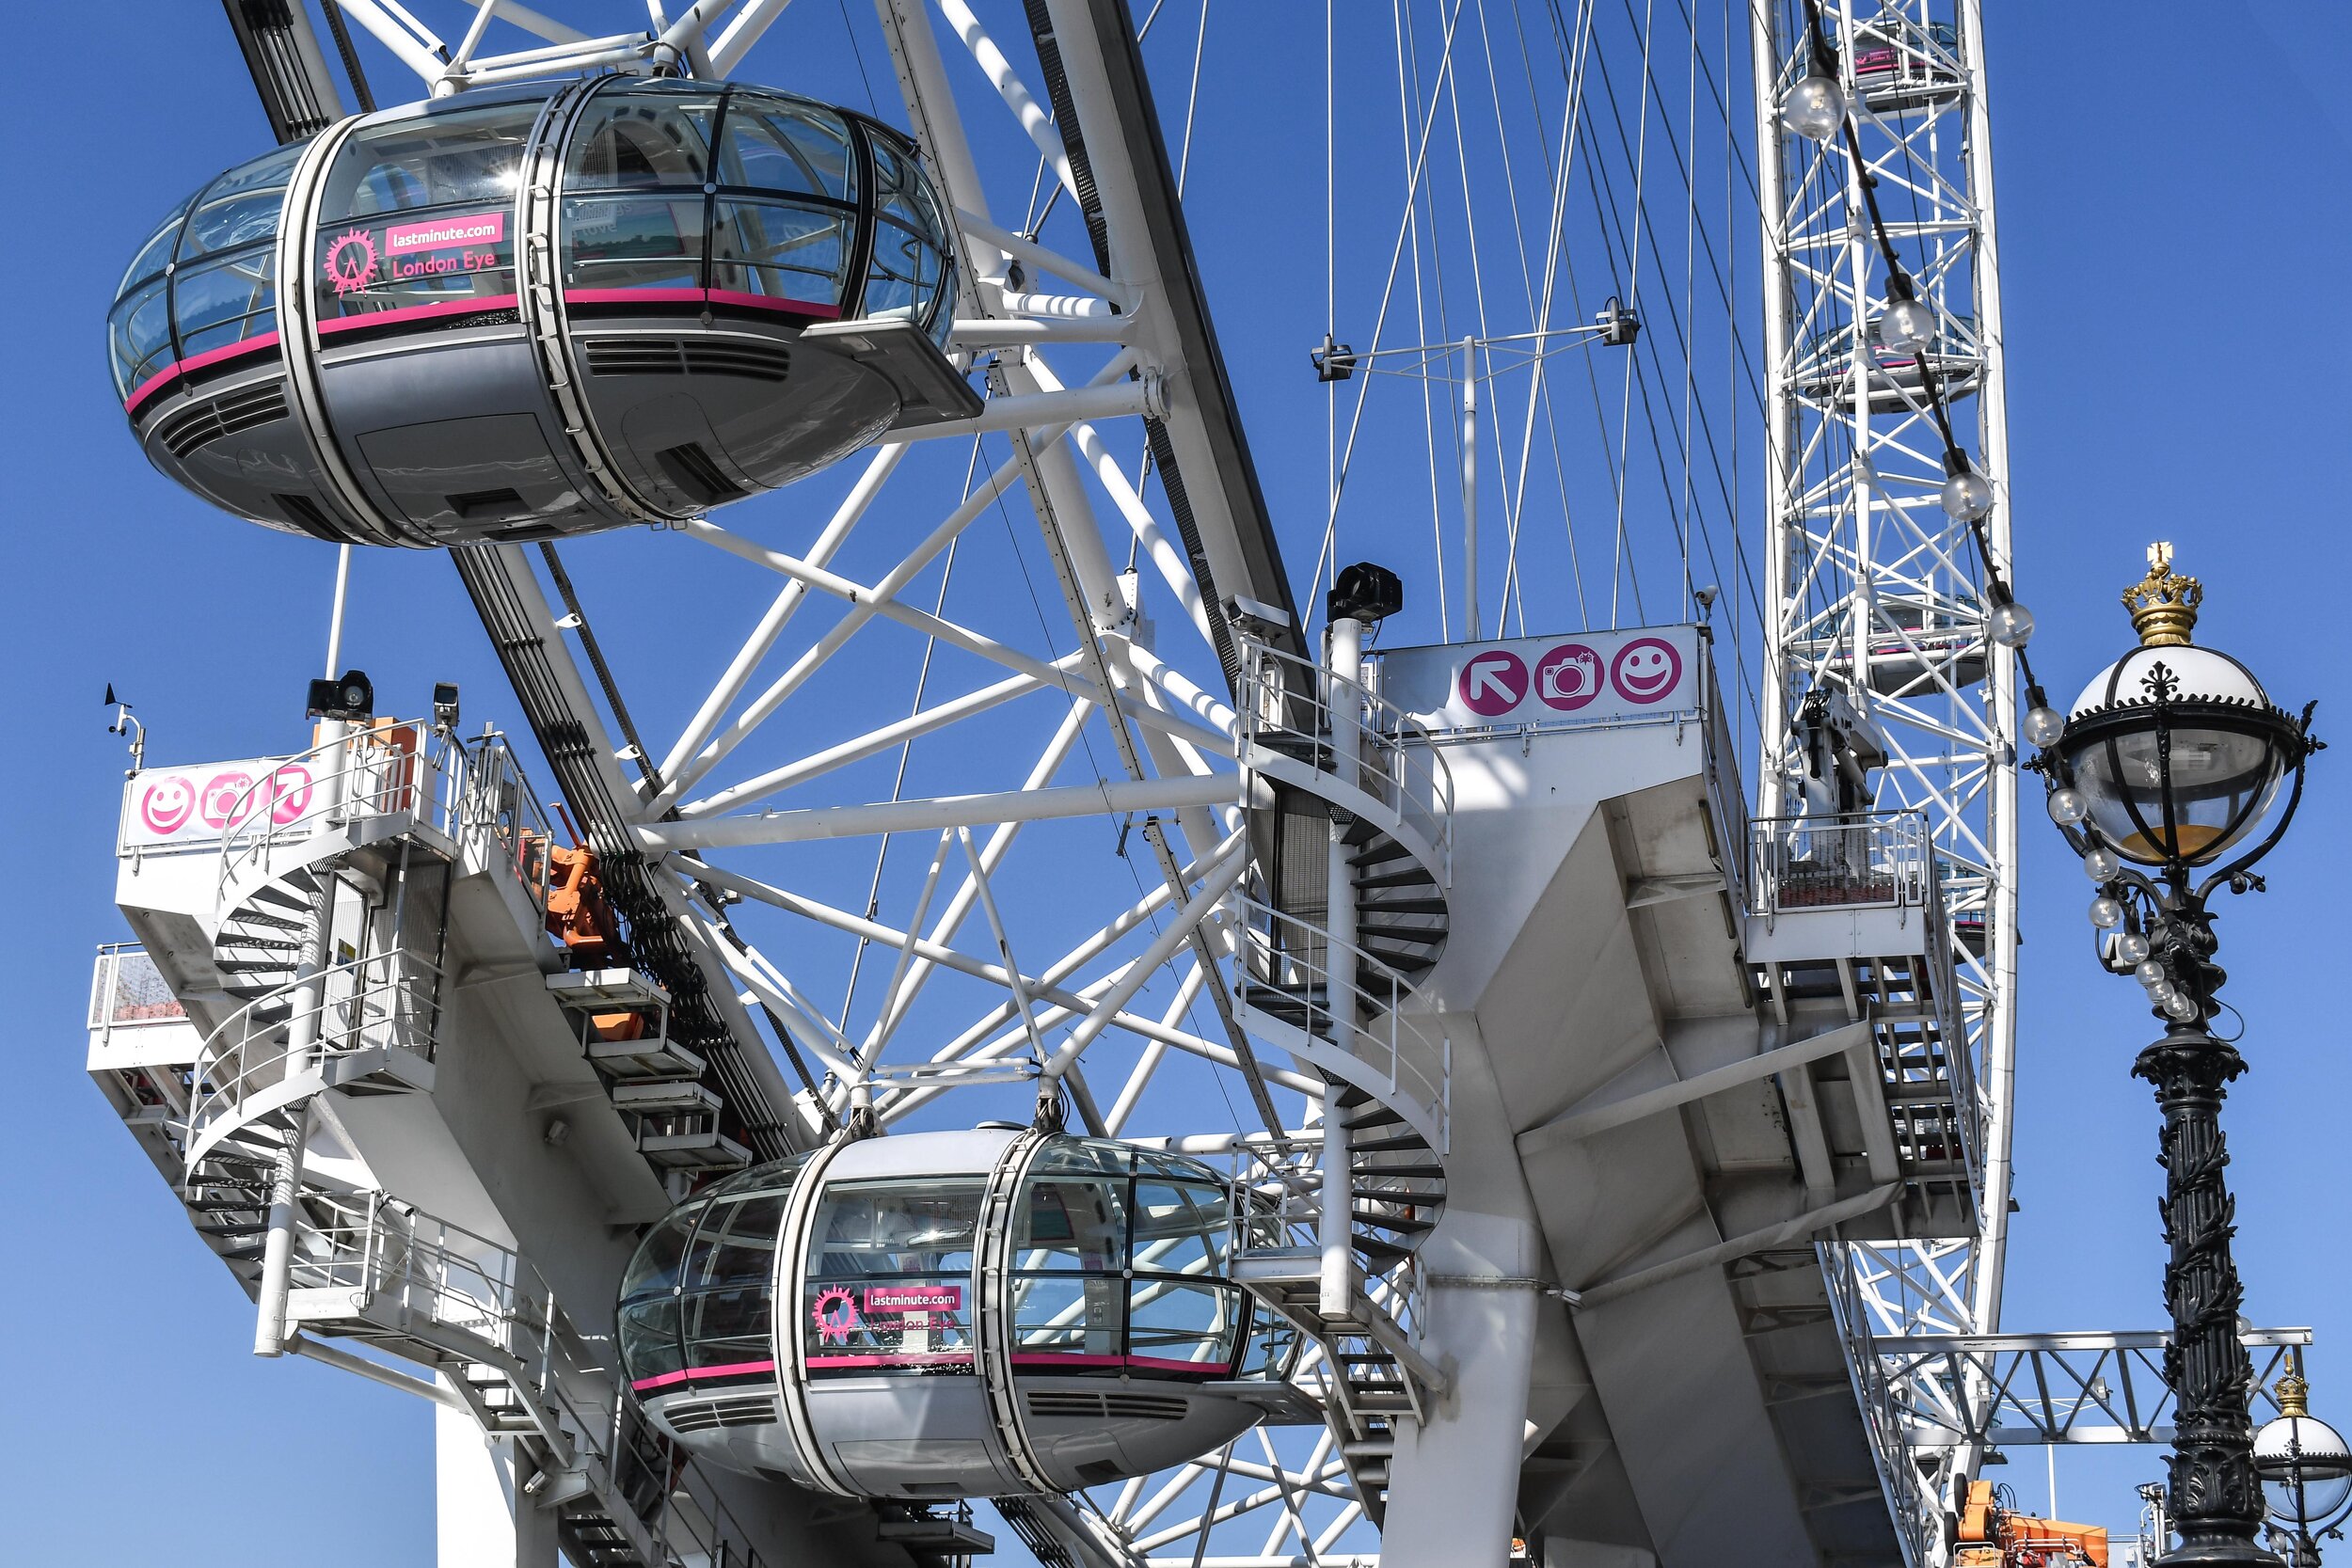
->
[1749,810,1934,920]
[283,1190,775,1568]
[187,948,443,1161]
[88,942,188,1034]
[1237,638,1454,883]
[1229,895,1450,1152]
[453,735,556,920]
[216,721,458,899]
[216,724,553,919]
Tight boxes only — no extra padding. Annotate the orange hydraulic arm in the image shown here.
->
[1956,1481,2110,1568]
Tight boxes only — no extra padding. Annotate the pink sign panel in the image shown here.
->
[1375,625,1704,732]
[865,1285,963,1315]
[385,211,507,255]
[121,755,314,849]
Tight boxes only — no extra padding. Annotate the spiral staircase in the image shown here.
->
[1226,639,1457,1525]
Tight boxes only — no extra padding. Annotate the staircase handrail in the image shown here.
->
[215,720,459,905]
[1236,638,1454,884]
[1229,894,1450,1152]
[286,1188,775,1568]
[185,947,444,1166]
[450,735,558,921]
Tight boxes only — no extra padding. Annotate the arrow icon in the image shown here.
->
[1457,649,1528,717]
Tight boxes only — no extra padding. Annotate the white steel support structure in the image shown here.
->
[148,1,2033,1562]
[1753,0,2017,1549]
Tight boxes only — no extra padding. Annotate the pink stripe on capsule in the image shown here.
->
[124,330,284,418]
[316,293,521,337]
[631,1357,778,1392]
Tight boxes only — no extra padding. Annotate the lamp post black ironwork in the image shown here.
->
[2026,545,2322,1568]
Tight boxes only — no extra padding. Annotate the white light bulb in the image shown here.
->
[1881,296,1935,354]
[2167,994,2200,1022]
[1942,468,1994,520]
[2135,958,2167,989]
[2047,787,2090,826]
[2151,980,2179,1006]
[1782,74,1847,141]
[2116,932,2151,965]
[2084,847,2121,882]
[1989,602,2035,650]
[2023,705,2065,749]
[2090,895,2123,929]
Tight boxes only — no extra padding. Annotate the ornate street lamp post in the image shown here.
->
[2256,1372,2352,1566]
[2026,545,2323,1568]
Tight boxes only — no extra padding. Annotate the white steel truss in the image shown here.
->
[1753,1,2017,1559]
[288,3,1378,1561]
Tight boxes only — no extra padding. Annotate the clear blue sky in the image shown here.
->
[4,2,2348,1560]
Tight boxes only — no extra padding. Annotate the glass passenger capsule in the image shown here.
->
[109,78,976,547]
[616,1129,1298,1500]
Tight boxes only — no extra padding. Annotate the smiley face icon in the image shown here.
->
[1610,637,1683,705]
[139,775,196,836]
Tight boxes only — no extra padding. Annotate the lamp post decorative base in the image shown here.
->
[2138,1022,2281,1568]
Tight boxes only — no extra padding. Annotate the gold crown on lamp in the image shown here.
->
[2279,1372,2312,1419]
[2122,541,2203,648]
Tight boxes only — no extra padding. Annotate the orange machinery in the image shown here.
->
[539,811,650,1044]
[1956,1481,2109,1568]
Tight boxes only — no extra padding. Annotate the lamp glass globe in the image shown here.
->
[1942,468,1994,519]
[1881,296,1935,354]
[1782,73,1845,140]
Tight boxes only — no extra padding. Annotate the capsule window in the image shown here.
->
[326,102,539,219]
[172,248,279,362]
[108,277,174,401]
[1126,1280,1245,1371]
[682,1190,790,1294]
[561,194,706,294]
[619,1204,699,1305]
[119,193,195,296]
[313,102,536,327]
[618,1294,686,1385]
[681,1286,772,1371]
[862,142,946,329]
[1130,1181,1229,1278]
[1236,1307,1299,1380]
[1018,1179,1126,1272]
[567,93,717,190]
[181,144,300,260]
[803,1179,983,1370]
[709,199,850,312]
[1008,1272,1125,1361]
[718,96,857,204]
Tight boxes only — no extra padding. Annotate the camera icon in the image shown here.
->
[1539,653,1597,702]
[1534,644,1602,710]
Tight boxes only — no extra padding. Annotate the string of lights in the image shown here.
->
[1782,0,2058,745]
